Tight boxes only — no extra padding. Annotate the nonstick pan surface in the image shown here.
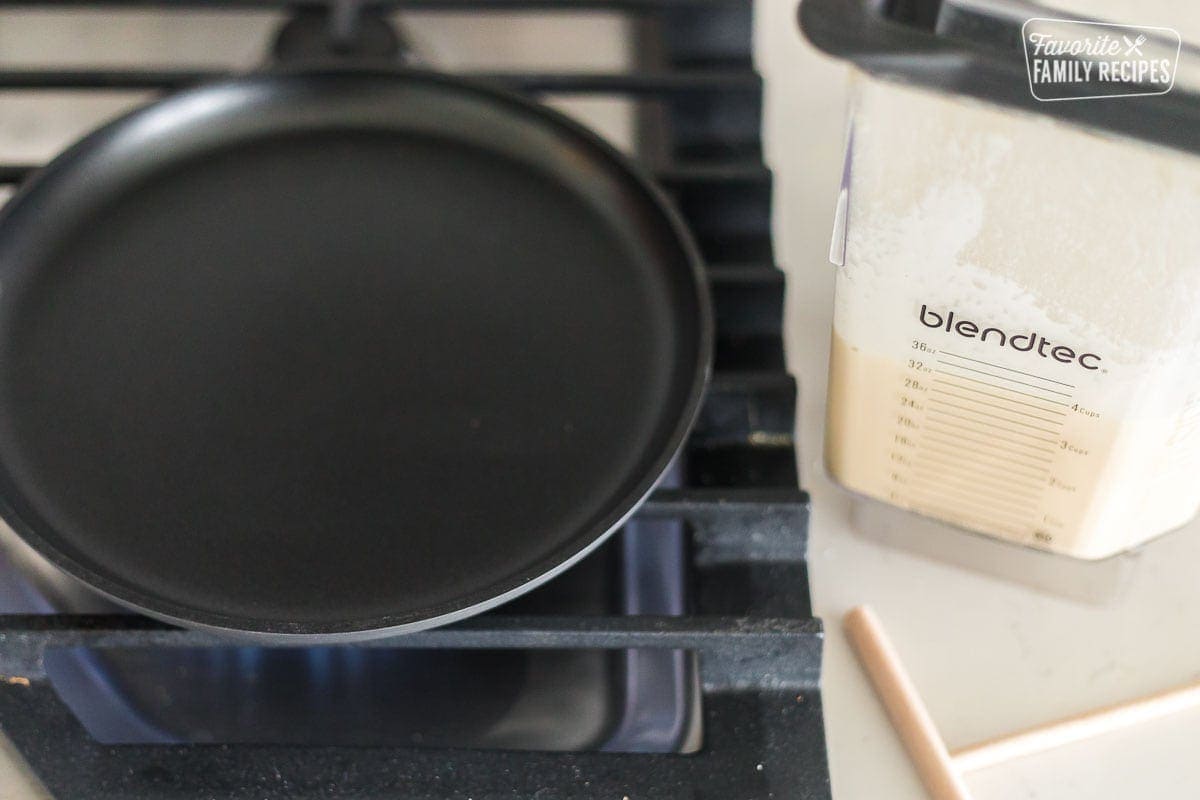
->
[0,70,710,639]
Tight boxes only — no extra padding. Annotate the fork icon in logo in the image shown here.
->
[1123,34,1147,55]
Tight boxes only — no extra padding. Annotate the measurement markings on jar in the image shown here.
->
[932,375,1070,407]
[910,438,1050,499]
[933,351,1075,397]
[915,446,1050,480]
[916,410,1060,448]
[908,503,1030,538]
[927,403,1060,435]
[911,470,1044,500]
[913,458,1046,490]
[912,463,1045,494]
[910,470,1042,503]
[928,389,1065,422]
[932,364,1073,396]
[937,351,1076,388]
[906,491,1035,524]
[891,340,1083,541]
[930,354,1070,443]
[920,429,1055,462]
[912,448,1046,479]
[906,489,1035,525]
[910,457,1045,505]
[924,408,1059,442]
[916,434,1051,472]
[910,490,1040,520]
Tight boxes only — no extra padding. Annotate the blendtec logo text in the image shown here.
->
[919,305,1102,371]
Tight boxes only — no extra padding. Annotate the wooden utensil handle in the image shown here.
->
[952,679,1200,772]
[844,606,973,800]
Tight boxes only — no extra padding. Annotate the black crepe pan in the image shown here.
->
[0,69,711,640]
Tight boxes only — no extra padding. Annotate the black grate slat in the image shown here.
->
[0,69,219,89]
[708,265,787,369]
[657,162,774,262]
[0,68,759,93]
[0,164,34,184]
[0,613,823,690]
[0,160,768,183]
[693,371,796,448]
[688,444,800,488]
[0,67,765,169]
[642,486,810,563]
[708,267,786,335]
[0,685,830,800]
[0,4,830,798]
[661,4,754,67]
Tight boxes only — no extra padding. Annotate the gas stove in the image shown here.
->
[0,2,829,797]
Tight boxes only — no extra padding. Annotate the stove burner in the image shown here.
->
[21,515,699,752]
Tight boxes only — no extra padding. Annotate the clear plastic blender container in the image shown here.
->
[804,0,1200,558]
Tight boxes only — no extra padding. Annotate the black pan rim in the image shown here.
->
[0,66,714,640]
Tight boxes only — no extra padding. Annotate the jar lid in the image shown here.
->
[799,0,1200,157]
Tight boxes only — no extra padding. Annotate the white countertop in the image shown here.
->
[759,1,1200,796]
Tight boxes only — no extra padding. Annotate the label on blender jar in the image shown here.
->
[824,79,1200,559]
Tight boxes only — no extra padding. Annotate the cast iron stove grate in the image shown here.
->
[0,1,831,797]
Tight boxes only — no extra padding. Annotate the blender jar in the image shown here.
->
[804,0,1200,558]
